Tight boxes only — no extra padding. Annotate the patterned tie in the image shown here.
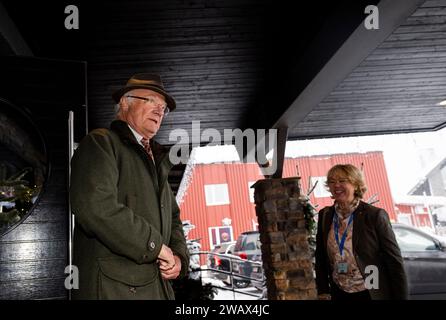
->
[140,137,159,192]
[140,137,154,161]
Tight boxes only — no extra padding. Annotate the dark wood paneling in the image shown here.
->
[0,277,67,300]
[0,259,66,282]
[0,222,66,242]
[79,0,269,143]
[291,0,446,139]
[3,0,444,144]
[0,240,67,262]
[25,206,68,224]
[0,56,86,300]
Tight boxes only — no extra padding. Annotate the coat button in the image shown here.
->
[149,241,156,250]
[129,287,136,294]
[143,254,149,260]
[160,204,164,209]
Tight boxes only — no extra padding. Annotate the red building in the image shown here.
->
[179,151,397,253]
[394,195,440,230]
[395,203,432,228]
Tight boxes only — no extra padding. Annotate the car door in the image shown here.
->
[393,226,446,299]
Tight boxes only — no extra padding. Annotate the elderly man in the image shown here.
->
[70,74,189,300]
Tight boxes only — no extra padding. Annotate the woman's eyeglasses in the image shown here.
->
[327,178,350,185]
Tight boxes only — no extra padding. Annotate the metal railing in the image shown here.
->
[189,251,266,300]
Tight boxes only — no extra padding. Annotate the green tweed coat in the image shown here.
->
[70,120,189,300]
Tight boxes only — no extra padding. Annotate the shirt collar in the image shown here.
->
[127,124,144,147]
[334,198,360,219]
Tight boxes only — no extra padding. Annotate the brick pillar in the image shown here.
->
[253,177,317,300]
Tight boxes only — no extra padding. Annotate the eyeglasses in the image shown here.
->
[327,178,350,185]
[126,95,169,115]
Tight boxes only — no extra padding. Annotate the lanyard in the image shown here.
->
[333,212,354,257]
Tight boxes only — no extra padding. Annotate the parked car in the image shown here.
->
[232,231,264,288]
[207,241,236,281]
[392,223,446,299]
[228,226,446,298]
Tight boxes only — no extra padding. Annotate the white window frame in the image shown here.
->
[248,181,256,203]
[397,214,412,226]
[252,219,259,231]
[208,226,234,249]
[204,183,230,206]
[414,205,425,214]
[311,176,332,198]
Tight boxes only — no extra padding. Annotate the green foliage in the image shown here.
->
[300,177,319,254]
[0,167,40,228]
[0,208,20,224]
[303,200,317,253]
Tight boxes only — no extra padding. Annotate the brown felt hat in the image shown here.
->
[112,73,176,111]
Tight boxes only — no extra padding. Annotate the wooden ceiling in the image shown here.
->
[83,0,269,145]
[288,0,446,138]
[1,0,374,142]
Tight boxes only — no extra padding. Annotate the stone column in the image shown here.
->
[252,177,317,300]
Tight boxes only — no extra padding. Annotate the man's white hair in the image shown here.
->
[115,90,137,118]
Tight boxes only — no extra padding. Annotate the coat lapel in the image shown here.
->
[150,138,173,187]
[352,201,366,252]
[322,206,334,251]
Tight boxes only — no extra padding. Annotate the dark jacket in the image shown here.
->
[315,201,408,300]
[70,120,189,300]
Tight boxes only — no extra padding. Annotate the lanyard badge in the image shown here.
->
[333,212,354,274]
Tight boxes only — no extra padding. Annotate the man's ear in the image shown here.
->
[120,95,130,110]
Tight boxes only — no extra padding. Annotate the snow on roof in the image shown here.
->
[192,144,240,164]
[284,135,387,158]
[394,195,446,206]
[407,157,446,195]
[186,135,385,166]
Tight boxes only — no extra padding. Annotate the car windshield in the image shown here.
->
[234,233,260,251]
[394,228,438,252]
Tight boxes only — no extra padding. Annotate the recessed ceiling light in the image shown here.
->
[437,100,446,106]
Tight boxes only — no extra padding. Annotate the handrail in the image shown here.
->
[188,251,266,299]
[194,250,263,266]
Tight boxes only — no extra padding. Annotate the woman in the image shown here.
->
[315,164,408,300]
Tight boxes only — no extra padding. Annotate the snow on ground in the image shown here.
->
[201,268,264,300]
[213,287,262,300]
[203,278,263,300]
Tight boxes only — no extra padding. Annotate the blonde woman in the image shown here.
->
[315,164,408,300]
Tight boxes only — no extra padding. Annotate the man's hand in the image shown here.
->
[157,244,175,268]
[159,255,182,280]
[318,293,331,300]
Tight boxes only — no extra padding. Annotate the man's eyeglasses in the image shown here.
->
[126,95,169,115]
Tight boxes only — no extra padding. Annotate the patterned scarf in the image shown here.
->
[334,198,360,217]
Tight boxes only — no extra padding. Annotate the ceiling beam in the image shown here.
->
[270,127,288,179]
[0,2,33,56]
[245,0,426,174]
[272,0,425,130]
